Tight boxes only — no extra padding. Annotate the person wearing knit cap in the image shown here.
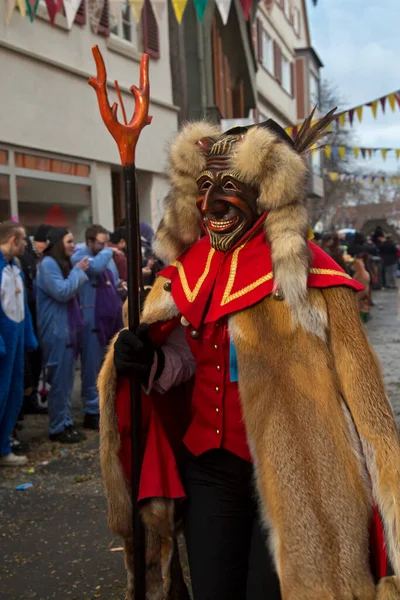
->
[19,224,52,417]
[36,227,89,443]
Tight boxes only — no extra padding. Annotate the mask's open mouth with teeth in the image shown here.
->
[204,205,241,234]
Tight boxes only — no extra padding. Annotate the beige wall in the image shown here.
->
[0,3,178,229]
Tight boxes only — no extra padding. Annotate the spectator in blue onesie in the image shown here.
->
[36,227,89,443]
[0,221,37,466]
[71,225,123,431]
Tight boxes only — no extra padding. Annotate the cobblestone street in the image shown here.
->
[0,289,399,600]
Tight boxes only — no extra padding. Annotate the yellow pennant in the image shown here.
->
[388,93,396,112]
[326,122,333,132]
[371,100,378,119]
[356,106,363,123]
[331,172,338,181]
[339,113,346,128]
[368,148,373,158]
[396,149,400,160]
[285,127,292,137]
[308,227,314,241]
[338,146,346,160]
[14,0,26,16]
[353,147,360,159]
[395,177,400,185]
[388,178,392,186]
[129,0,145,21]
[381,149,388,161]
[171,0,188,22]
[324,146,332,159]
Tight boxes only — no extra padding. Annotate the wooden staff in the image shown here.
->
[89,45,152,600]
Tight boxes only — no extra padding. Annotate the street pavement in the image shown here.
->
[0,289,399,600]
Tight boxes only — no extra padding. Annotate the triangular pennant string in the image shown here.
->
[25,0,39,21]
[380,96,387,113]
[348,109,355,126]
[239,0,252,20]
[370,100,378,118]
[381,149,388,161]
[388,93,396,112]
[396,149,400,160]
[150,0,167,21]
[338,146,346,160]
[193,0,207,21]
[324,146,332,159]
[339,113,346,128]
[171,0,188,22]
[128,0,144,21]
[356,105,363,123]
[332,146,338,160]
[44,0,63,26]
[353,147,359,159]
[368,148,373,158]
[63,0,81,28]
[216,0,232,23]
[361,148,366,159]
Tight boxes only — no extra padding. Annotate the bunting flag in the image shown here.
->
[239,0,252,19]
[5,0,17,24]
[215,0,232,24]
[129,0,145,21]
[287,88,400,137]
[150,0,167,20]
[325,171,400,187]
[63,0,82,28]
[193,0,207,21]
[26,0,39,21]
[312,144,400,160]
[45,0,63,26]
[171,0,188,22]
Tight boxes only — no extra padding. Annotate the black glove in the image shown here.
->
[113,324,165,386]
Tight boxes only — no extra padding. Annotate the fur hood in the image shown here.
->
[153,113,334,327]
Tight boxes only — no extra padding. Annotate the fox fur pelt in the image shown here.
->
[98,120,400,599]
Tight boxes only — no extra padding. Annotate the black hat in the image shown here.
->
[46,227,69,247]
[34,224,52,243]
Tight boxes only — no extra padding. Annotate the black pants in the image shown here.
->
[182,449,281,600]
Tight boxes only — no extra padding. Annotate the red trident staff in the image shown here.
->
[89,45,152,600]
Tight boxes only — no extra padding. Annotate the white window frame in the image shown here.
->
[281,54,291,95]
[110,0,138,47]
[262,30,273,74]
[309,72,320,107]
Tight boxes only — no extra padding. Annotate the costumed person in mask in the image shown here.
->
[98,113,400,600]
[71,225,123,431]
[36,227,89,443]
[0,221,37,467]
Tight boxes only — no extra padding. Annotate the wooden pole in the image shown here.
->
[89,46,152,600]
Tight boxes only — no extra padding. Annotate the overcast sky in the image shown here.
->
[305,0,400,175]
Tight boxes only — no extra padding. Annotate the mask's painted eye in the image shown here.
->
[222,180,238,192]
[199,180,213,192]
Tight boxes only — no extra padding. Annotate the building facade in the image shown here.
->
[0,0,178,238]
[255,0,324,200]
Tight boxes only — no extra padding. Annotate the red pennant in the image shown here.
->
[292,125,298,138]
[348,109,355,126]
[239,0,252,20]
[45,0,63,26]
[360,148,366,158]
[396,94,400,108]
[380,96,386,112]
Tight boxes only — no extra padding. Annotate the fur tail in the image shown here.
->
[376,577,400,599]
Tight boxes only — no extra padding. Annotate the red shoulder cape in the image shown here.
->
[159,216,362,329]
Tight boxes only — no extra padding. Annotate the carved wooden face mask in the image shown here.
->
[195,136,259,252]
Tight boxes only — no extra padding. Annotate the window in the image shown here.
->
[293,7,300,34]
[309,72,319,107]
[311,150,322,177]
[284,0,291,20]
[0,175,10,222]
[262,30,273,73]
[111,0,137,45]
[281,54,291,94]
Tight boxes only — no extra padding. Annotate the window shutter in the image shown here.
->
[257,19,263,64]
[142,0,160,59]
[290,62,295,97]
[273,41,282,83]
[97,0,110,36]
[74,0,86,24]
